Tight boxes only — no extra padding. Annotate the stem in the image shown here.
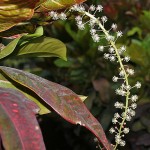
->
[84,11,130,150]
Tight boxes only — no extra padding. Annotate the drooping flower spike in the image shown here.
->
[48,3,141,150]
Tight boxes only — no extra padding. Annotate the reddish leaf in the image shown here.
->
[0,66,113,150]
[0,87,46,150]
[0,0,39,32]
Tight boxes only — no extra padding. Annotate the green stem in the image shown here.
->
[84,11,130,150]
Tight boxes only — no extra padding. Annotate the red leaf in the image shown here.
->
[0,66,113,150]
[0,87,46,150]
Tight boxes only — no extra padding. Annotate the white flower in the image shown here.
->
[109,56,116,61]
[125,85,131,90]
[101,16,108,23]
[96,5,103,12]
[120,45,126,52]
[59,12,67,20]
[92,34,100,42]
[124,56,130,62]
[114,102,124,109]
[129,109,135,116]
[98,45,104,51]
[79,5,85,12]
[123,128,129,134]
[109,128,115,134]
[127,108,136,116]
[135,81,141,89]
[112,76,118,82]
[131,95,138,102]
[77,21,85,30]
[70,4,79,11]
[115,88,126,96]
[115,134,121,144]
[114,113,120,119]
[49,11,59,20]
[90,28,96,35]
[112,118,118,124]
[75,16,82,21]
[104,53,110,59]
[127,68,134,75]
[106,35,115,41]
[52,12,59,20]
[131,103,137,109]
[111,23,117,30]
[126,115,132,121]
[89,19,96,26]
[49,11,55,16]
[117,31,123,37]
[77,24,85,30]
[119,70,125,77]
[89,5,96,11]
[120,140,126,146]
[109,47,115,53]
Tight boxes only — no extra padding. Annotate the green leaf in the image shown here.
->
[126,40,150,67]
[20,26,44,43]
[16,36,67,60]
[0,26,44,60]
[140,11,150,30]
[0,37,21,60]
[0,73,50,115]
[127,27,142,39]
[54,58,72,67]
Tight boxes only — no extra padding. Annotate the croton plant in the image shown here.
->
[0,0,141,150]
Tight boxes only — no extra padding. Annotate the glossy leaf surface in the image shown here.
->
[0,87,46,150]
[0,37,21,60]
[0,0,39,32]
[0,73,50,114]
[0,66,112,150]
[16,36,67,60]
[36,0,86,11]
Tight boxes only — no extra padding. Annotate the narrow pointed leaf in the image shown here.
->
[0,73,50,114]
[0,66,112,150]
[0,37,21,60]
[0,87,46,150]
[0,26,43,60]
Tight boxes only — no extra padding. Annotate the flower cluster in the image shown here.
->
[70,4,141,149]
[49,3,141,150]
[48,11,67,20]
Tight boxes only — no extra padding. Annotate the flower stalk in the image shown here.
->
[48,3,141,150]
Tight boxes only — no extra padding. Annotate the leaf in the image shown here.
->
[0,66,113,150]
[36,0,86,11]
[127,27,142,39]
[16,36,67,60]
[0,0,39,32]
[0,87,46,150]
[0,24,36,37]
[0,26,44,60]
[126,40,150,67]
[0,73,50,115]
[140,11,150,30]
[54,58,73,67]
[0,37,21,60]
